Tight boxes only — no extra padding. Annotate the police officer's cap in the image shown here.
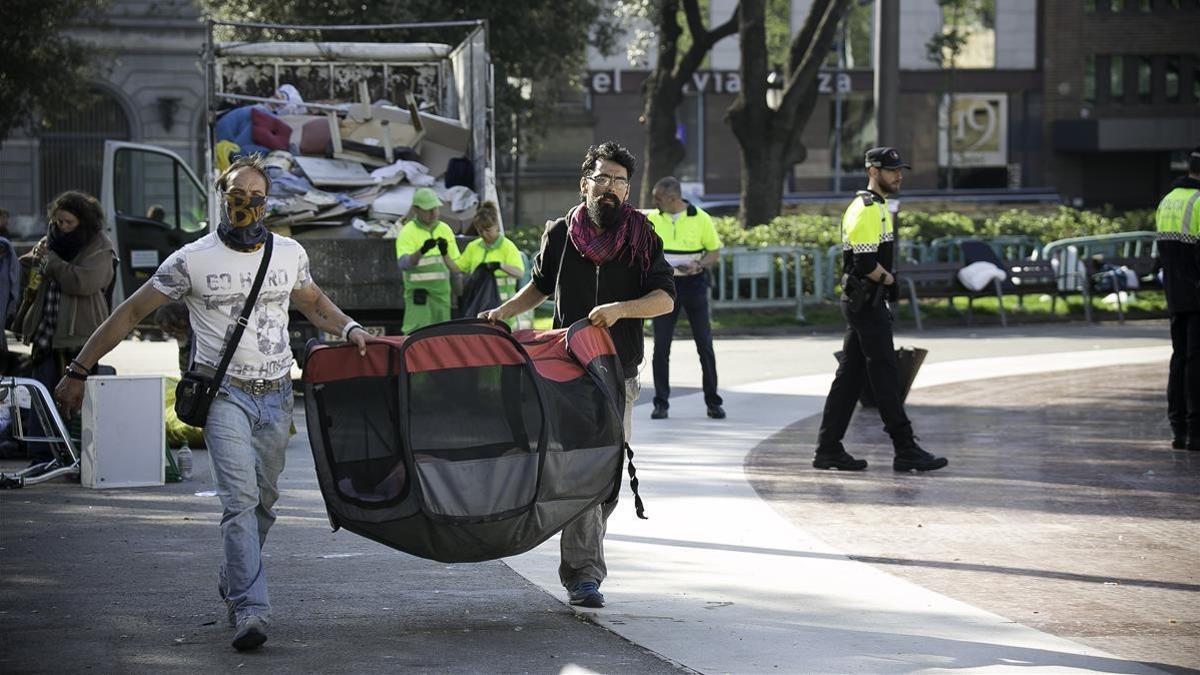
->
[865,147,911,170]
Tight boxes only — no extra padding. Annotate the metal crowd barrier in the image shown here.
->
[1037,231,1160,324]
[1039,231,1159,265]
[928,235,1043,263]
[710,246,824,321]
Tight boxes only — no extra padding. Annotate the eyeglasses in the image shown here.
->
[585,174,630,190]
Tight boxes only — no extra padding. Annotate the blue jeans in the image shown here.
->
[206,379,293,621]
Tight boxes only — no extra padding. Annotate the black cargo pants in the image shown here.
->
[816,300,915,451]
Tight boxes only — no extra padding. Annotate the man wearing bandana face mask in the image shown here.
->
[479,141,676,609]
[53,156,371,652]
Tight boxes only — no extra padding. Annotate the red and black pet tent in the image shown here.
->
[302,319,644,563]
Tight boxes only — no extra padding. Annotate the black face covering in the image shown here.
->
[587,192,622,230]
[216,192,269,251]
[47,222,92,261]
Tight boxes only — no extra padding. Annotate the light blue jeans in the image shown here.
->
[206,379,293,621]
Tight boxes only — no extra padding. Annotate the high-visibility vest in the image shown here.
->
[1156,186,1199,242]
[395,220,460,332]
[646,203,722,275]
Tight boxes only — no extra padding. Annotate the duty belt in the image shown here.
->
[196,364,288,396]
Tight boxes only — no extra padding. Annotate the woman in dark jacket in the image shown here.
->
[16,191,115,393]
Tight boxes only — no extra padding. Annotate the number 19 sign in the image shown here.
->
[937,93,1007,168]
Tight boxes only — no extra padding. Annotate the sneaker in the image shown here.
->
[812,450,868,471]
[651,404,668,420]
[232,614,269,651]
[706,405,726,419]
[568,581,605,608]
[893,441,948,472]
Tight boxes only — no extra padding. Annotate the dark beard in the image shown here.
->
[587,194,622,230]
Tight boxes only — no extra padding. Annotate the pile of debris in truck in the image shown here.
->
[213,77,481,241]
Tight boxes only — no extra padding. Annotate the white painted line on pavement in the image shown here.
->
[505,345,1169,674]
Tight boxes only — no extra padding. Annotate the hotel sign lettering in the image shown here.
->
[587,70,742,95]
[588,69,853,95]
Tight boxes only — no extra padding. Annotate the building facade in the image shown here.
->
[0,0,205,237]
[504,0,1200,227]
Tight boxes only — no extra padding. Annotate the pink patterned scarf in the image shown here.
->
[568,202,656,276]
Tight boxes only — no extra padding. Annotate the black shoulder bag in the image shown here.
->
[175,235,274,427]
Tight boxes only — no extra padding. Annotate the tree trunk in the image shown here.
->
[738,142,788,227]
[727,0,847,226]
[640,74,685,206]
[639,0,740,204]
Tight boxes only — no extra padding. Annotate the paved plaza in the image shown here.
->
[2,321,1197,673]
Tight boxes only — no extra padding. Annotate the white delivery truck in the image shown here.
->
[100,19,495,356]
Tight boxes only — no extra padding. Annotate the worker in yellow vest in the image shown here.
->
[646,176,725,420]
[1156,146,1200,451]
[395,187,460,333]
[457,201,527,329]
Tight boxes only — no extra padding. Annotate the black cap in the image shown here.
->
[865,146,911,170]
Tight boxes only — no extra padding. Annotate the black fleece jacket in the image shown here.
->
[532,212,676,379]
[1158,176,1200,314]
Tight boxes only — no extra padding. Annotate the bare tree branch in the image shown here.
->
[778,0,844,120]
[676,0,740,81]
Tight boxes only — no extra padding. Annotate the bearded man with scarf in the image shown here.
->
[16,191,115,459]
[479,141,676,609]
[54,156,370,652]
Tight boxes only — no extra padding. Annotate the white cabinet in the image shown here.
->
[80,376,165,489]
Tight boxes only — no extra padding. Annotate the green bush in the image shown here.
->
[510,206,1157,258]
[505,222,546,254]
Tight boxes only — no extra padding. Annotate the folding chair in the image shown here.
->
[0,377,80,488]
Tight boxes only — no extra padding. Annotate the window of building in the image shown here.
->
[1110,55,1125,100]
[1138,0,1151,11]
[1165,55,1181,101]
[1137,56,1152,102]
[38,86,132,208]
[1110,0,1124,11]
[931,0,996,69]
[1084,55,1097,103]
[1084,0,1097,11]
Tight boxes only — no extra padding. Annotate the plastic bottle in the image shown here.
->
[175,445,194,481]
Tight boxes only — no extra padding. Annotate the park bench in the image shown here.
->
[896,261,1007,330]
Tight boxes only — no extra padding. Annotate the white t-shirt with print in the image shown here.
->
[151,233,311,380]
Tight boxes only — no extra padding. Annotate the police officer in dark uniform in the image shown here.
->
[812,147,948,472]
[1156,146,1200,451]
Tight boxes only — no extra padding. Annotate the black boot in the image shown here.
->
[893,439,948,472]
[1172,426,1187,450]
[651,403,668,420]
[813,444,868,471]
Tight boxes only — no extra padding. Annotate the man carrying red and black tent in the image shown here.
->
[480,141,676,608]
